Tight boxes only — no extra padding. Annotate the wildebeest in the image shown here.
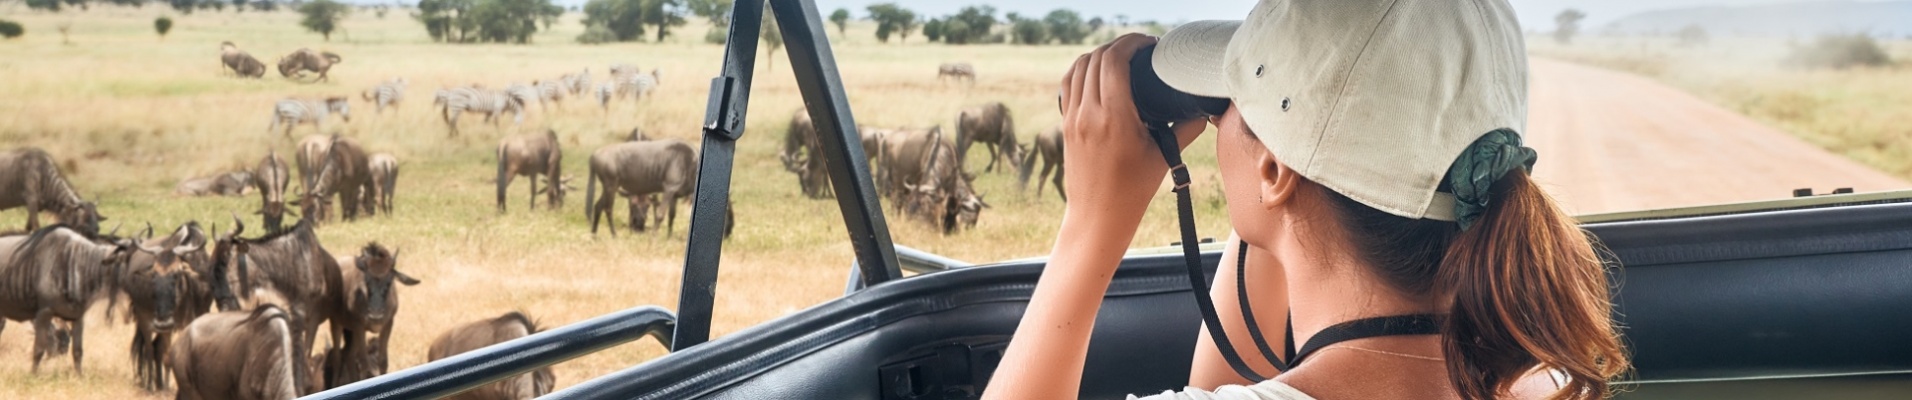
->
[781,109,832,199]
[938,62,976,85]
[434,86,527,137]
[873,128,988,234]
[496,130,564,213]
[586,140,698,236]
[221,42,267,78]
[0,225,136,373]
[367,154,397,216]
[267,97,351,138]
[210,217,338,394]
[168,305,304,400]
[954,101,1022,174]
[302,135,374,223]
[277,48,342,82]
[0,147,105,236]
[323,242,418,388]
[427,312,556,400]
[254,152,294,232]
[176,171,256,197]
[121,222,214,392]
[361,78,407,115]
[1018,126,1065,202]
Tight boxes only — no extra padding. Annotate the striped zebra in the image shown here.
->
[435,86,525,137]
[505,83,543,112]
[596,82,615,112]
[608,63,638,78]
[560,69,592,96]
[267,97,351,137]
[360,78,407,114]
[614,68,660,103]
[533,80,567,110]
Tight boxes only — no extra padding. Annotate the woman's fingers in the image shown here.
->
[1061,52,1092,116]
[1081,41,1112,107]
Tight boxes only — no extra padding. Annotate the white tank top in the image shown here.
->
[1128,381,1317,400]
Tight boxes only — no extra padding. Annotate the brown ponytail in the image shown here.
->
[1327,170,1628,400]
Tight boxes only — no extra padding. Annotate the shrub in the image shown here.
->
[155,17,175,39]
[1786,34,1892,69]
[577,22,619,44]
[1010,19,1046,45]
[0,20,23,40]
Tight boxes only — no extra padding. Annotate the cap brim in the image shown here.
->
[1154,20,1241,99]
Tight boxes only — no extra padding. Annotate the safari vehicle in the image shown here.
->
[308,0,1912,399]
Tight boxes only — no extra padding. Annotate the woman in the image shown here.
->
[983,1,1629,399]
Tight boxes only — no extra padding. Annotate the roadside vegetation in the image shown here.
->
[1532,33,1912,180]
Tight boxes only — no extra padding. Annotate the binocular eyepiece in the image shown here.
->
[1129,44,1231,131]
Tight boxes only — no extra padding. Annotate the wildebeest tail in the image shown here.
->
[585,162,599,226]
[501,311,540,334]
[1018,145,1038,192]
[322,52,341,64]
[496,146,509,211]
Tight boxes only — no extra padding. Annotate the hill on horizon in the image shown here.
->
[1603,0,1912,38]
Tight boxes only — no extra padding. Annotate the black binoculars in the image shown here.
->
[1130,44,1231,132]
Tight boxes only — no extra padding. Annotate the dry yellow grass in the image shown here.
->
[0,7,1231,399]
[1529,35,1912,180]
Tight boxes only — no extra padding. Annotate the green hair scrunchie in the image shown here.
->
[1446,128,1538,230]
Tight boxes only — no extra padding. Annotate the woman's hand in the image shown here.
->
[1058,33,1209,220]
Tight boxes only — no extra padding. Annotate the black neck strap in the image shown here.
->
[1146,122,1444,382]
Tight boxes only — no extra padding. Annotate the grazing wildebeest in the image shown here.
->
[367,154,397,216]
[938,62,976,85]
[176,171,256,197]
[361,78,407,115]
[302,135,374,223]
[0,225,135,373]
[121,222,214,392]
[496,130,563,213]
[267,97,351,138]
[277,48,342,82]
[1017,126,1065,202]
[168,305,304,400]
[210,217,338,394]
[427,312,556,400]
[874,128,988,234]
[435,86,527,137]
[323,243,418,388]
[585,140,698,236]
[780,109,832,199]
[221,42,267,78]
[254,152,294,232]
[0,147,105,236]
[954,101,1022,174]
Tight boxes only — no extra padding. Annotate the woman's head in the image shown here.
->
[1161,0,1629,398]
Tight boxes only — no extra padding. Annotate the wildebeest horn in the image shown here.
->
[229,213,246,237]
[107,223,122,237]
[140,222,155,239]
[140,243,165,254]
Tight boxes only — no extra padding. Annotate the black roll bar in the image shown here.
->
[300,306,676,400]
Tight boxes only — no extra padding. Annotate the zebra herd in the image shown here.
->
[263,63,665,139]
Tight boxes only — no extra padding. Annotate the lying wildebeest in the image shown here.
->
[586,139,698,236]
[221,41,267,78]
[954,101,1023,174]
[361,78,406,115]
[781,109,832,199]
[176,171,256,197]
[168,305,304,400]
[435,86,527,137]
[496,130,564,213]
[427,312,556,400]
[0,224,136,373]
[367,154,397,216]
[255,152,294,232]
[1017,126,1065,202]
[278,48,342,82]
[301,135,374,223]
[323,242,418,388]
[122,222,214,392]
[873,128,988,234]
[267,97,351,138]
[211,216,340,393]
[938,62,976,85]
[0,147,105,236]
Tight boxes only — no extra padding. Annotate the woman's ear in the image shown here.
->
[1258,151,1298,210]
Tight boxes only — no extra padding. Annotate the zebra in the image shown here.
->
[533,80,567,110]
[614,69,660,103]
[560,69,592,96]
[596,82,615,112]
[361,78,407,114]
[267,97,351,137]
[505,83,543,113]
[435,86,525,137]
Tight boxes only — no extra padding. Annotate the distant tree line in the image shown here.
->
[830,3,1120,45]
[23,0,285,13]
[415,0,562,43]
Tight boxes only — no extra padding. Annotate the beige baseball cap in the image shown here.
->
[1153,0,1529,221]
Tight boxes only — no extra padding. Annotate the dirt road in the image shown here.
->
[1524,58,1907,215]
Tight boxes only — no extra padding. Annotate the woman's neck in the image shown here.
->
[1264,219,1441,354]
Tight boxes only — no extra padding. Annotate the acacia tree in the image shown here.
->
[829,8,849,36]
[154,16,173,40]
[469,0,561,43]
[1044,9,1087,44]
[639,0,686,42]
[686,0,729,43]
[865,2,914,43]
[1554,9,1584,44]
[582,0,645,41]
[299,0,350,41]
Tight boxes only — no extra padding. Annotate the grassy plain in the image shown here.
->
[1530,35,1912,180]
[0,6,1233,399]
